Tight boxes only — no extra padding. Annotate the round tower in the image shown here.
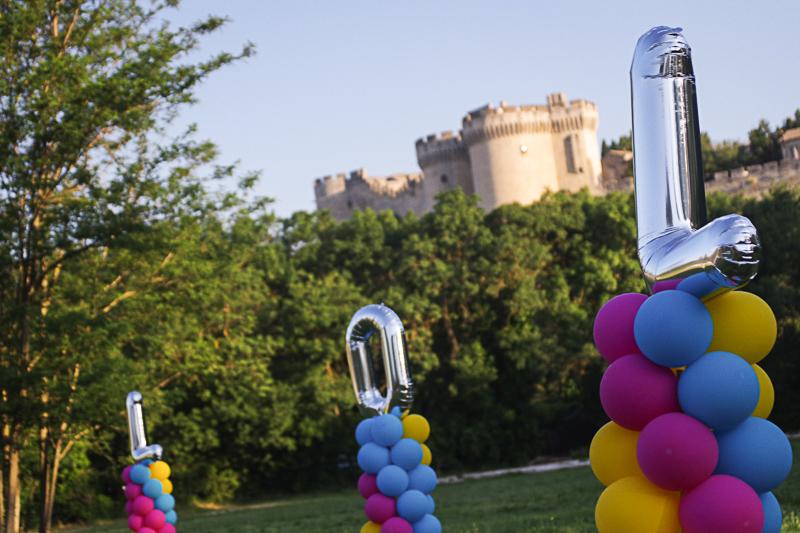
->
[415,131,473,211]
[461,102,559,211]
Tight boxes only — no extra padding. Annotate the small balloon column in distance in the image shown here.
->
[590,288,791,533]
[346,304,441,533]
[122,391,178,533]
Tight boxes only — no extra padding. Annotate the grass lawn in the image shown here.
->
[64,441,800,533]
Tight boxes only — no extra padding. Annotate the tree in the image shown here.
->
[0,1,252,530]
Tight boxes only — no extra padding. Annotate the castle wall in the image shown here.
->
[314,169,424,221]
[548,95,602,193]
[462,103,559,211]
[416,131,474,212]
[706,159,800,196]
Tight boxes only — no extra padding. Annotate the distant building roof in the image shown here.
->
[781,127,800,143]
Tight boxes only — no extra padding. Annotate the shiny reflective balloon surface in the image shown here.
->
[126,391,163,461]
[631,26,760,298]
[346,304,414,416]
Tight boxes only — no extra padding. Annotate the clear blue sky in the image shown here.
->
[168,1,799,217]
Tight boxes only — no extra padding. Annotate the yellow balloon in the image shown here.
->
[590,422,643,486]
[403,414,431,443]
[149,460,171,481]
[421,443,432,465]
[752,364,775,418]
[705,291,776,364]
[361,521,381,533]
[161,478,173,495]
[595,476,681,533]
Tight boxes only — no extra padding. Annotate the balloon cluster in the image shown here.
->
[121,460,178,533]
[356,411,441,533]
[590,289,792,533]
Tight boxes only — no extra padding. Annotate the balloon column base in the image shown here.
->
[356,411,441,533]
[122,460,178,532]
[591,289,790,533]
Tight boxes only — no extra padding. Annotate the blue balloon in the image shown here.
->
[129,464,151,484]
[408,465,437,494]
[716,417,793,493]
[356,418,374,446]
[140,458,154,466]
[376,465,409,497]
[165,510,178,525]
[426,494,435,514]
[142,478,163,499]
[760,491,782,533]
[155,493,175,512]
[391,438,424,470]
[371,414,404,447]
[390,406,403,418]
[633,290,712,367]
[678,351,759,430]
[413,514,442,533]
[358,442,390,474]
[398,489,429,523]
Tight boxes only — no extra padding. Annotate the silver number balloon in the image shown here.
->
[345,304,414,417]
[126,391,163,461]
[631,26,760,298]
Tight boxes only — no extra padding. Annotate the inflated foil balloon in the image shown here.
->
[346,304,414,416]
[631,26,760,298]
[127,391,163,461]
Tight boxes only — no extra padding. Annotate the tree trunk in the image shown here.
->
[5,446,20,533]
[41,445,61,533]
[38,421,50,533]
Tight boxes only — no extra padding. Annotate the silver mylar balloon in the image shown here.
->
[126,391,163,461]
[631,26,760,298]
[345,304,414,417]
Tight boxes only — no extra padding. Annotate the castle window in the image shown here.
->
[520,144,528,154]
[564,135,577,173]
[347,199,353,209]
[440,174,448,183]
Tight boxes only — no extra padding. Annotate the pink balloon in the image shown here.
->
[127,513,143,531]
[358,473,379,499]
[138,529,156,533]
[121,465,133,484]
[124,500,132,515]
[125,482,142,500]
[143,509,166,529]
[365,493,396,523]
[600,354,679,430]
[381,517,413,533]
[131,495,154,516]
[638,412,718,490]
[158,525,176,533]
[593,293,647,363]
[680,475,764,533]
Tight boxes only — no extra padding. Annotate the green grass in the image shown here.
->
[63,441,800,533]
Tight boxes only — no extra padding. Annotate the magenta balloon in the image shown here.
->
[593,293,648,363]
[124,482,142,500]
[600,354,680,430]
[121,465,133,484]
[365,493,396,523]
[381,517,413,533]
[358,473,379,499]
[127,514,143,531]
[637,412,718,490]
[680,475,764,533]
[130,495,154,516]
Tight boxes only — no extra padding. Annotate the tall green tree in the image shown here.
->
[0,1,252,530]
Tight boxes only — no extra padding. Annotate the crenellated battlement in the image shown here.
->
[415,130,468,167]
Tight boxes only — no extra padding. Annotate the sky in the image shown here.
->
[167,1,799,217]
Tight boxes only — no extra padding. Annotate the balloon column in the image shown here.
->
[590,27,791,533]
[122,391,178,533]
[346,304,441,533]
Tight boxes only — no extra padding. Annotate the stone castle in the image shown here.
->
[314,94,800,220]
[314,93,602,219]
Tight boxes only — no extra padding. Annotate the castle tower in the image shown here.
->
[461,101,560,211]
[546,93,603,193]
[415,131,474,212]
